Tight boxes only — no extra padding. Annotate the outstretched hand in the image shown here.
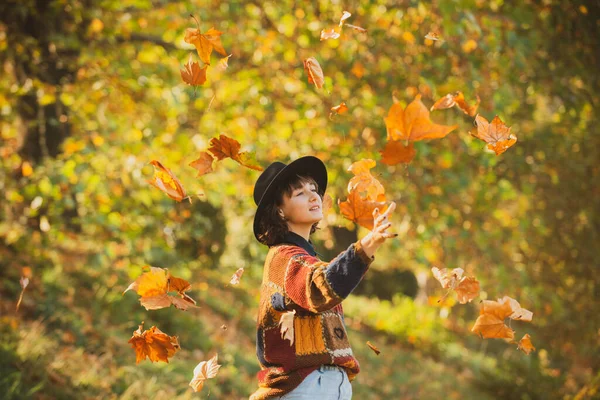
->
[360,201,397,258]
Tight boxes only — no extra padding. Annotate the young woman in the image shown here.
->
[250,156,396,400]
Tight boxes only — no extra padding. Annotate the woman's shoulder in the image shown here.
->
[267,243,312,259]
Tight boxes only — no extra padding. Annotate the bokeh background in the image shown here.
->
[1,0,598,399]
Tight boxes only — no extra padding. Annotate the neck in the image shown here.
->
[286,223,312,242]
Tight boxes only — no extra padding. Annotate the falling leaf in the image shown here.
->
[321,11,366,41]
[320,27,341,41]
[345,24,367,33]
[425,32,441,41]
[184,26,227,65]
[366,341,381,355]
[229,268,244,285]
[431,267,464,290]
[498,296,533,322]
[128,323,180,364]
[454,276,480,304]
[339,189,388,230]
[16,267,31,312]
[471,299,515,340]
[189,151,215,177]
[430,91,480,116]
[384,94,458,142]
[123,267,198,311]
[207,134,263,171]
[380,141,417,165]
[147,160,189,202]
[189,354,221,392]
[180,54,208,86]
[517,334,536,355]
[217,54,233,70]
[279,310,296,346]
[329,102,348,119]
[347,159,386,201]
[303,57,324,89]
[470,115,517,155]
[220,324,227,330]
[321,194,333,215]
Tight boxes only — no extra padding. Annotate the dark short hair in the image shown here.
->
[257,174,322,246]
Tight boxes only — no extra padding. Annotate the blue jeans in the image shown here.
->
[278,365,352,399]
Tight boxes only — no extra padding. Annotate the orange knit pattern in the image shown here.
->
[250,240,373,399]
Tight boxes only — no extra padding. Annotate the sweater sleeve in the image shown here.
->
[282,240,374,313]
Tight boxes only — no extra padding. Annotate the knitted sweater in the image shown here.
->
[250,232,374,400]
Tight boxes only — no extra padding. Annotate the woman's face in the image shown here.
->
[279,180,323,226]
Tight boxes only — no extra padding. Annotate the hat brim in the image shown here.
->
[253,156,328,242]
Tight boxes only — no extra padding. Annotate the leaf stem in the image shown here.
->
[190,14,201,31]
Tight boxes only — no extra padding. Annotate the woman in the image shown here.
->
[250,156,396,400]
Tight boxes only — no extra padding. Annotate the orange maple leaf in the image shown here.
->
[189,354,221,392]
[329,102,349,119]
[207,134,263,171]
[385,94,458,142]
[431,267,480,304]
[147,160,189,202]
[184,26,227,65]
[517,334,536,355]
[498,295,533,322]
[454,276,480,304]
[303,57,324,89]
[128,323,180,364]
[471,299,515,340]
[339,189,388,230]
[189,151,215,177]
[380,141,416,165]
[347,159,386,201]
[180,54,208,86]
[470,114,517,155]
[431,91,479,116]
[123,267,198,311]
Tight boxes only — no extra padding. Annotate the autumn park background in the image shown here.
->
[1,0,599,399]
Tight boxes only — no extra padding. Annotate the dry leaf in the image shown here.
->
[351,62,365,78]
[189,354,221,392]
[431,267,464,289]
[471,299,515,340]
[470,115,517,155]
[517,334,536,355]
[321,194,333,215]
[16,267,31,311]
[189,151,215,177]
[345,24,366,33]
[180,54,208,86]
[279,310,296,346]
[347,159,386,201]
[128,323,180,364]
[184,26,226,65]
[320,27,341,41]
[385,95,458,142]
[147,160,188,202]
[229,268,244,285]
[123,267,198,311]
[425,32,441,41]
[454,276,480,304]
[303,57,324,89]
[366,341,381,355]
[329,102,349,119]
[217,54,233,70]
[207,134,263,171]
[499,296,533,322]
[380,141,417,165]
[339,189,388,230]
[430,91,479,116]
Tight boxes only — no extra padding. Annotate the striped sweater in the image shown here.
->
[250,232,374,399]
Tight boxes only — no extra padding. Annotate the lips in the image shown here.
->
[309,206,320,211]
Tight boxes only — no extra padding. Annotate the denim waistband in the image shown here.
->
[319,364,343,372]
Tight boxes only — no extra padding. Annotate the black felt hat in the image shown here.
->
[253,156,328,242]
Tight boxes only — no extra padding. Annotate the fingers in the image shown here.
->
[381,201,396,218]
